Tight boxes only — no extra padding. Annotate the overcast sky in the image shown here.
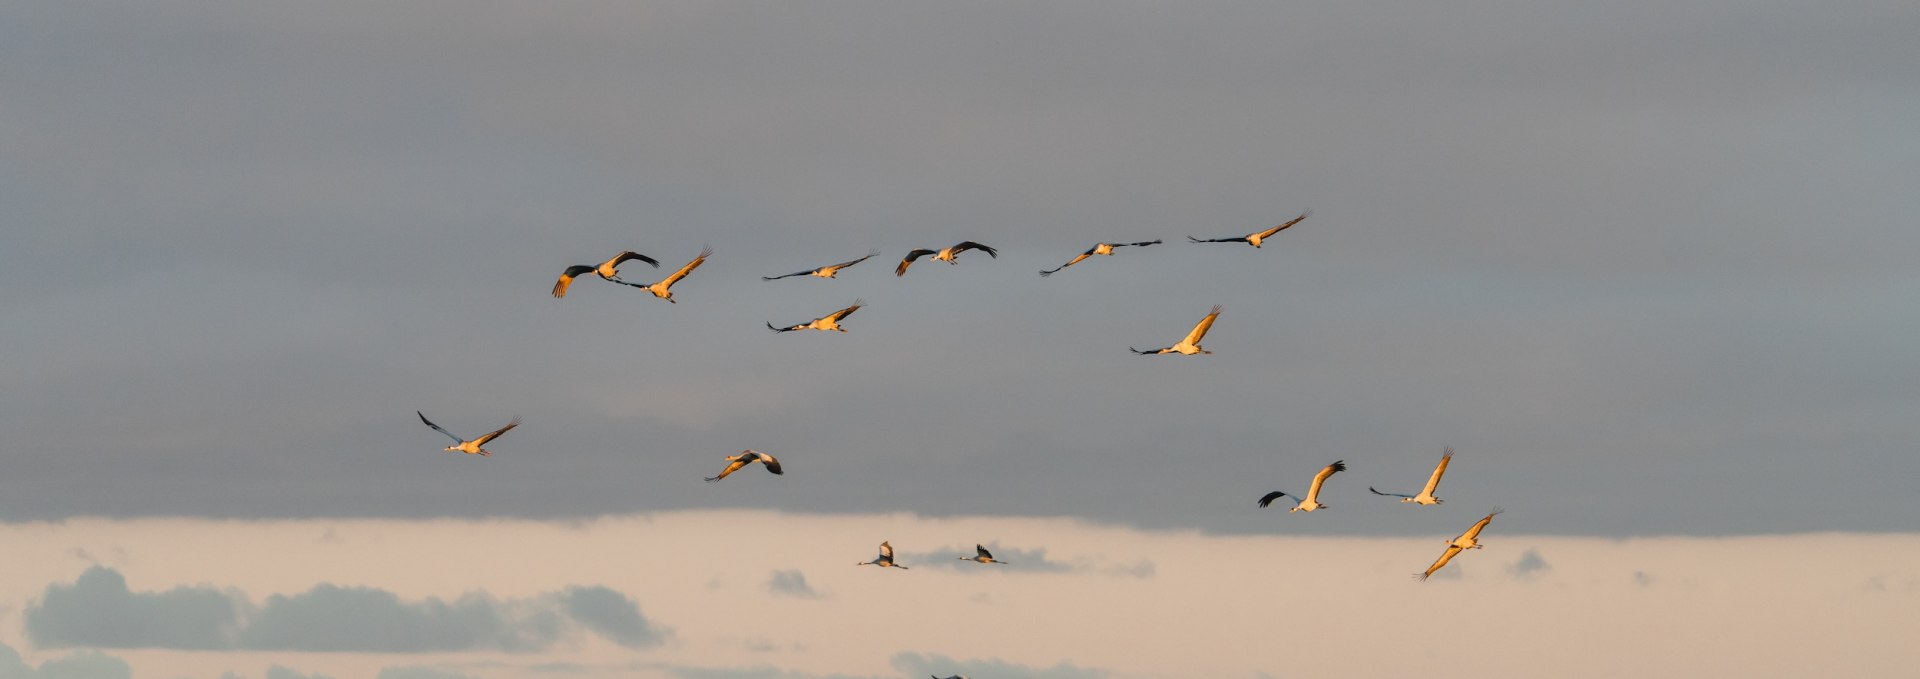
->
[4,2,1919,539]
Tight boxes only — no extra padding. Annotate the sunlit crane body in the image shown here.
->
[551,251,660,298]
[1370,447,1455,506]
[1417,508,1504,581]
[416,411,520,457]
[895,241,997,276]
[705,450,783,482]
[764,250,879,280]
[1130,305,1222,356]
[959,544,1007,565]
[857,541,909,569]
[1258,460,1348,512]
[768,299,864,333]
[1039,240,1161,277]
[1188,211,1310,248]
[614,246,711,303]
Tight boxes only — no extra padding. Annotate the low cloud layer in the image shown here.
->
[0,641,131,679]
[898,544,1152,578]
[891,652,1108,679]
[24,567,667,653]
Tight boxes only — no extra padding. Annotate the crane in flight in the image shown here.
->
[1188,210,1310,248]
[613,246,711,303]
[1417,508,1504,581]
[416,412,520,457]
[764,250,880,280]
[857,541,909,569]
[768,299,864,333]
[959,544,1008,565]
[552,251,660,298]
[1130,305,1222,356]
[1258,460,1348,512]
[1370,447,1455,506]
[896,241,997,276]
[705,450,783,482]
[1039,239,1161,277]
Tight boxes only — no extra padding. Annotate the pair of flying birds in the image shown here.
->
[856,541,1008,570]
[551,247,712,302]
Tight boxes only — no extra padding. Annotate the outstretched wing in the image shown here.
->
[767,321,800,333]
[1418,545,1463,581]
[1253,210,1311,240]
[952,241,997,258]
[1182,305,1223,345]
[553,265,595,298]
[825,249,879,272]
[976,544,993,559]
[753,451,784,475]
[660,246,712,288]
[1188,235,1249,244]
[1421,447,1454,496]
[879,541,895,559]
[1122,239,1164,247]
[1303,459,1346,504]
[417,411,463,443]
[1129,346,1169,355]
[705,458,748,482]
[1369,486,1414,499]
[1461,507,1503,541]
[608,251,660,269]
[1040,250,1095,277]
[471,416,521,446]
[827,299,864,322]
[762,269,808,281]
[896,250,936,276]
[1257,491,1290,508]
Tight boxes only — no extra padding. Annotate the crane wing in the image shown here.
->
[763,270,808,281]
[1419,544,1463,581]
[659,246,712,287]
[896,250,936,276]
[1122,239,1164,247]
[767,321,800,332]
[1369,486,1414,499]
[827,249,879,271]
[952,241,998,258]
[705,458,747,482]
[755,452,783,475]
[1187,235,1248,244]
[1303,460,1346,504]
[608,251,660,269]
[1421,447,1454,496]
[552,265,595,298]
[1257,491,1290,508]
[417,412,464,443]
[471,417,520,446]
[879,541,895,559]
[1129,346,1169,355]
[827,299,864,322]
[1040,250,1094,276]
[975,544,993,559]
[1253,210,1311,239]
[1461,508,1503,540]
[1182,305,1223,345]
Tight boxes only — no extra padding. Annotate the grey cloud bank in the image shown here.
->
[0,2,1916,537]
[24,567,666,653]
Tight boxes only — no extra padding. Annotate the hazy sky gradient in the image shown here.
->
[4,3,1918,539]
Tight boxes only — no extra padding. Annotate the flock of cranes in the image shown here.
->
[428,208,1510,652]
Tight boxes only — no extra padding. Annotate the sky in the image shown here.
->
[3,1,1918,677]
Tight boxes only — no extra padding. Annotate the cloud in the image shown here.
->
[1632,571,1656,588]
[891,652,1109,679]
[554,586,669,649]
[0,642,131,679]
[24,567,665,653]
[1507,549,1551,579]
[896,545,1107,575]
[22,566,238,650]
[373,668,476,679]
[765,570,821,598]
[664,667,882,679]
[265,667,334,679]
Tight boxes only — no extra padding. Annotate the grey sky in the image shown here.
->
[2,2,1917,536]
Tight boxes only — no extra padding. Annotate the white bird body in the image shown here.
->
[616,246,711,303]
[896,241,997,276]
[1370,447,1454,506]
[706,450,783,482]
[1039,239,1161,276]
[1131,305,1222,356]
[1188,211,1310,248]
[768,299,864,333]
[1419,508,1504,581]
[857,541,909,569]
[1258,460,1348,512]
[960,544,1007,565]
[417,412,520,457]
[765,250,879,280]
